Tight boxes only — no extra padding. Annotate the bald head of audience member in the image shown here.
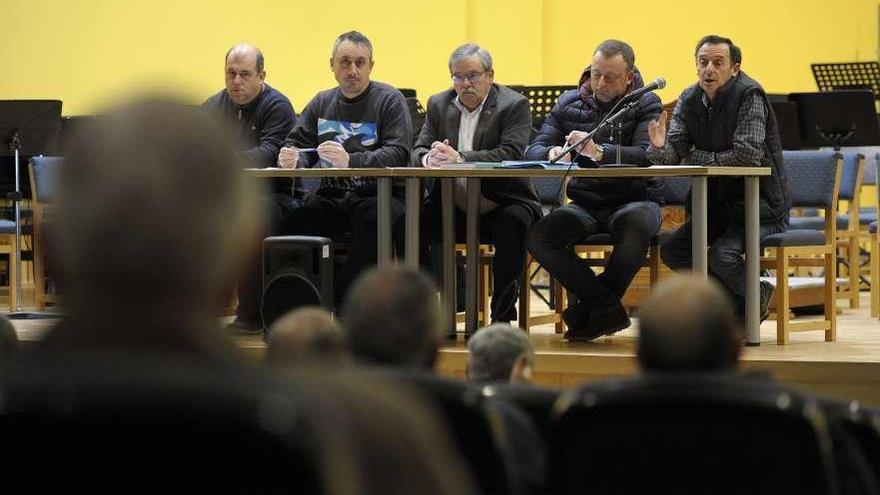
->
[44,98,260,355]
[342,267,443,369]
[266,306,347,366]
[637,275,743,372]
[467,324,534,385]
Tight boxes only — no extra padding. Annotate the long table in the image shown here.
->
[245,165,772,345]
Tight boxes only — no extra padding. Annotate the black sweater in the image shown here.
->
[203,83,296,193]
[285,81,412,197]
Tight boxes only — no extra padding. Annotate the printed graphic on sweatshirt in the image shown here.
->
[317,118,378,149]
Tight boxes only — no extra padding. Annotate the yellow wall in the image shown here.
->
[2,0,877,115]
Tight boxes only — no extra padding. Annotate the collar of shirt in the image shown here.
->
[452,93,488,153]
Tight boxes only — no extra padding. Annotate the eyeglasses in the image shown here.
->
[451,72,485,84]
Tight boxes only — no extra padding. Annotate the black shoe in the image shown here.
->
[226,315,263,335]
[561,300,591,331]
[760,281,775,323]
[563,298,630,342]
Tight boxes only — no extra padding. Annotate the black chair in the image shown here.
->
[373,369,512,495]
[481,383,560,443]
[821,399,880,494]
[0,354,327,493]
[549,374,839,495]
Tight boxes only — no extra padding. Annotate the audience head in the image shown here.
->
[331,30,374,99]
[0,315,18,359]
[467,323,534,385]
[637,274,743,372]
[224,44,266,105]
[590,39,635,103]
[51,97,260,351]
[266,306,347,367]
[342,266,442,369]
[448,43,494,112]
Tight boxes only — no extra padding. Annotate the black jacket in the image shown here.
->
[675,71,790,224]
[413,84,541,221]
[203,83,296,194]
[525,67,664,209]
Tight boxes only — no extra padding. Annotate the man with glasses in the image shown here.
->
[413,43,540,329]
[278,31,412,310]
[525,39,663,341]
[203,43,298,333]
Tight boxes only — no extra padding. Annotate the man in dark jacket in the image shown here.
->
[414,43,541,326]
[526,39,663,341]
[647,35,790,321]
[203,44,299,333]
[278,31,412,309]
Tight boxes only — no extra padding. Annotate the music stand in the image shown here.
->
[0,100,62,318]
[811,62,880,99]
[788,90,880,149]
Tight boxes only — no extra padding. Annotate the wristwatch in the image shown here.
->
[593,142,605,163]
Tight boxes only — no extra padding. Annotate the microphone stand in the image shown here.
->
[547,97,641,210]
[549,97,641,164]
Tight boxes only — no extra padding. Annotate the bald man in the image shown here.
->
[637,274,743,372]
[204,44,300,333]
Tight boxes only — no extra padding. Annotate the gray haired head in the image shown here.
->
[448,43,493,73]
[467,323,534,384]
[332,30,373,60]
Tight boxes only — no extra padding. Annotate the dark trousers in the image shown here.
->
[527,201,661,307]
[660,214,786,315]
[237,193,302,322]
[282,192,406,309]
[422,202,534,322]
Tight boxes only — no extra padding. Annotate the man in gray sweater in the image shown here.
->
[277,31,412,308]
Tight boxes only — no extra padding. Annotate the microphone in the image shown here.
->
[620,77,666,102]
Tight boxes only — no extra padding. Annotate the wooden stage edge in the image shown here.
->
[10,294,880,407]
[436,292,880,407]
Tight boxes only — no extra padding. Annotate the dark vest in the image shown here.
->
[678,71,790,224]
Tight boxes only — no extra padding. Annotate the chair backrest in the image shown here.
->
[782,150,843,210]
[839,153,865,201]
[1,355,327,492]
[377,369,511,495]
[549,374,838,495]
[481,383,560,441]
[28,155,64,205]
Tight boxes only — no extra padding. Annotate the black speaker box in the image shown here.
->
[261,236,333,331]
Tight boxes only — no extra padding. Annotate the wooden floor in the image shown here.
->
[8,288,880,406]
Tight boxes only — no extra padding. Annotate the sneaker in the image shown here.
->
[759,281,775,323]
[226,315,263,335]
[564,298,630,342]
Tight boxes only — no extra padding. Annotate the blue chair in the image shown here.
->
[28,156,63,310]
[871,220,878,319]
[762,151,842,344]
[790,153,865,309]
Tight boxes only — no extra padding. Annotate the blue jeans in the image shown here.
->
[527,201,662,306]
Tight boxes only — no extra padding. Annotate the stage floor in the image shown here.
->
[9,292,880,406]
